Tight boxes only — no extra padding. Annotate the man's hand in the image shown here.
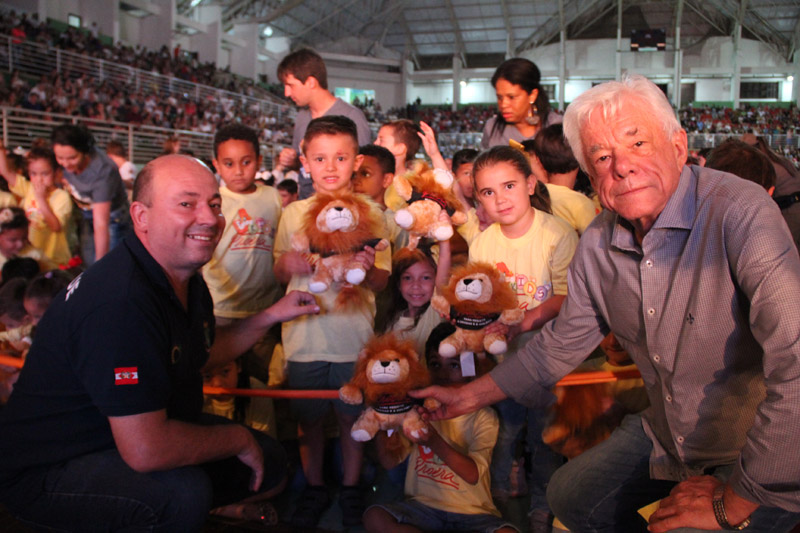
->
[410,374,506,421]
[648,477,757,532]
[264,290,319,324]
[236,429,265,492]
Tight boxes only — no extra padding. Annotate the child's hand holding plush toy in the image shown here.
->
[291,191,389,307]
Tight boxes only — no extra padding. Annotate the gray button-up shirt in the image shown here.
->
[492,165,800,510]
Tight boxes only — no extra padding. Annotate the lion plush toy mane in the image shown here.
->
[431,261,524,358]
[291,191,389,306]
[339,334,440,443]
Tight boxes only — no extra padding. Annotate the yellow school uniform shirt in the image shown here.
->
[10,177,73,265]
[274,195,392,363]
[406,407,501,516]
[545,183,599,236]
[469,210,578,313]
[0,191,17,208]
[202,183,282,319]
[391,304,444,359]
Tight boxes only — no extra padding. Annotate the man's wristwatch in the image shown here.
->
[712,486,752,530]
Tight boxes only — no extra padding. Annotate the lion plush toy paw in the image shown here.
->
[392,162,468,250]
[339,334,440,443]
[291,191,389,304]
[431,262,524,358]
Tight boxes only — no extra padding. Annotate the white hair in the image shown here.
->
[563,74,682,171]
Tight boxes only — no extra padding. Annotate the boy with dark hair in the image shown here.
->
[203,123,283,382]
[355,144,408,251]
[275,179,298,207]
[355,144,394,208]
[274,115,391,529]
[376,119,423,175]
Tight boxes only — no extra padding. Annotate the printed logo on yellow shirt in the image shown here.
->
[231,208,275,251]
[495,261,552,311]
[415,444,460,489]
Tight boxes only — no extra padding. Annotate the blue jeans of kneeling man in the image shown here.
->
[547,413,800,533]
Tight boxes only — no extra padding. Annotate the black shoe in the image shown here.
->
[339,485,365,527]
[290,485,330,528]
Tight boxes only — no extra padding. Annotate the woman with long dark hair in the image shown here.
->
[481,58,561,149]
[51,124,130,265]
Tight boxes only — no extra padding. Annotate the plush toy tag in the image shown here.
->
[460,351,476,377]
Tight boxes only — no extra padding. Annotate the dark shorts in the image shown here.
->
[287,360,363,423]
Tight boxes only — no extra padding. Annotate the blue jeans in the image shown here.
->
[547,414,800,533]
[79,205,131,266]
[491,399,564,513]
[0,419,286,532]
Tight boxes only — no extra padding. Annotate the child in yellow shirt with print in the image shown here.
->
[0,144,73,266]
[202,123,283,382]
[469,146,579,531]
[273,115,391,529]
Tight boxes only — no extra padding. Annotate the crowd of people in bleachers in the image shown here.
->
[0,9,273,98]
[0,69,292,143]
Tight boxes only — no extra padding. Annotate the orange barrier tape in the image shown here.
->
[202,369,643,398]
[1,353,642,394]
[203,386,340,398]
[0,354,23,369]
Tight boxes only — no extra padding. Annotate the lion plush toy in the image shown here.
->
[291,191,389,304]
[339,334,440,443]
[392,161,468,250]
[431,262,524,358]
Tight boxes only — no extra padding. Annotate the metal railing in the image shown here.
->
[0,106,287,168]
[0,34,292,124]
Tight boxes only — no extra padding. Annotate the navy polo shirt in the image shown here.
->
[0,234,215,475]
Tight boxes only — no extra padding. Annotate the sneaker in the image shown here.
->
[339,485,365,527]
[290,485,330,528]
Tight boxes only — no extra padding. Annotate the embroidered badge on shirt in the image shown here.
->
[114,367,139,385]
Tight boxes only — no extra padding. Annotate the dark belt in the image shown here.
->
[774,191,800,210]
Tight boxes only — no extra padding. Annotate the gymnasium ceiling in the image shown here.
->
[178,0,800,69]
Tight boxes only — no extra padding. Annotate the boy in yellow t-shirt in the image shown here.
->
[364,323,518,533]
[274,115,391,529]
[202,124,283,381]
[0,146,73,266]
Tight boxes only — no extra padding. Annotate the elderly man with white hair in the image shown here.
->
[413,75,800,532]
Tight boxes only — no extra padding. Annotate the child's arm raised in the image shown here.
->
[418,121,448,171]
[436,229,451,289]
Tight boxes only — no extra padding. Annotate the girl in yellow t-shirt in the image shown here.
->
[0,145,73,266]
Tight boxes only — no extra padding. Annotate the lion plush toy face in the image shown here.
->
[367,349,411,384]
[455,273,493,304]
[317,200,359,233]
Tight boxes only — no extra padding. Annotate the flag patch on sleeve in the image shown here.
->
[114,367,139,385]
